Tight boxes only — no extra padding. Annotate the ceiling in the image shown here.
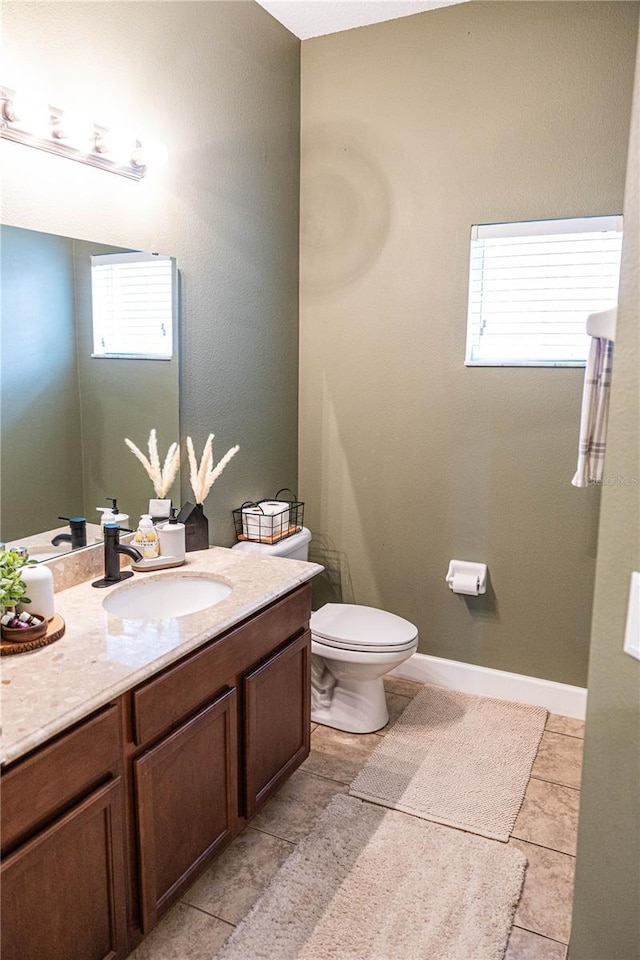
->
[255,0,467,40]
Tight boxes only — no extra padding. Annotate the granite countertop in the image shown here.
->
[0,548,322,766]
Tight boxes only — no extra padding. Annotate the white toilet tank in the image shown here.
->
[231,526,311,561]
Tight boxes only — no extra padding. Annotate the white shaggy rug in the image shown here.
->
[215,794,526,960]
[350,684,547,841]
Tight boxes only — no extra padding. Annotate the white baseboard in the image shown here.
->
[391,652,587,720]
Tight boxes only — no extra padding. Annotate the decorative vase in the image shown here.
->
[176,502,210,552]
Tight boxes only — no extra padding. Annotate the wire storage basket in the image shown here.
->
[233,489,304,545]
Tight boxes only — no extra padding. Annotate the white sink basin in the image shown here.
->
[103,576,232,620]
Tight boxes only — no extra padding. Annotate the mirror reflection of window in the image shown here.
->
[91,252,175,360]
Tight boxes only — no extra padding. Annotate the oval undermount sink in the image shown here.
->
[103,576,232,620]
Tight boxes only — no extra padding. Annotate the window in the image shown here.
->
[91,252,175,359]
[465,216,623,367]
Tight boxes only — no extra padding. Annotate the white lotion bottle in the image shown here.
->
[158,512,186,562]
[15,550,55,621]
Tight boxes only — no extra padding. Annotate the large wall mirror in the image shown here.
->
[0,224,181,557]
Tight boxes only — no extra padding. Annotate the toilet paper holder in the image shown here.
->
[446,559,487,595]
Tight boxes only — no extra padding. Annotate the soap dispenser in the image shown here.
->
[97,497,129,529]
[158,508,186,562]
[133,514,160,560]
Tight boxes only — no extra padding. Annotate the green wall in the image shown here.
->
[570,38,640,959]
[299,1,638,687]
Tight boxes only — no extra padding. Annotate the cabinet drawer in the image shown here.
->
[1,705,120,854]
[132,584,311,746]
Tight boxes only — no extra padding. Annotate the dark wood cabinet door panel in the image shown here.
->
[1,705,120,855]
[1,778,127,960]
[243,630,311,819]
[134,687,237,932]
[132,584,310,746]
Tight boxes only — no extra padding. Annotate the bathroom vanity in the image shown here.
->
[0,548,321,960]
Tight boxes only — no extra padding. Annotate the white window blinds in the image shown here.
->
[465,216,623,366]
[91,252,174,359]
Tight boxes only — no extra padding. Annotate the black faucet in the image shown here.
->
[92,524,143,588]
[52,516,87,550]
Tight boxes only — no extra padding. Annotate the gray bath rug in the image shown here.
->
[215,794,526,960]
[350,683,547,841]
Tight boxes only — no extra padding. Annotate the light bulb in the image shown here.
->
[52,110,94,152]
[4,95,51,138]
[133,139,168,170]
[96,126,137,165]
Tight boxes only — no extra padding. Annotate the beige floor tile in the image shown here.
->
[531,731,583,790]
[512,779,580,855]
[300,724,381,783]
[250,768,348,842]
[383,676,424,699]
[181,827,294,924]
[128,902,233,960]
[545,714,585,739]
[505,926,567,960]
[509,838,575,942]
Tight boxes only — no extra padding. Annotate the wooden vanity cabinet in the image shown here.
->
[126,584,312,938]
[1,583,312,959]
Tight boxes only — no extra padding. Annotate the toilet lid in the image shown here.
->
[310,604,418,652]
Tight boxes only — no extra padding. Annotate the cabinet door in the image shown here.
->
[134,688,237,932]
[1,779,127,960]
[243,630,311,819]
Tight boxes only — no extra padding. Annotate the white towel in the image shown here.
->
[572,337,614,487]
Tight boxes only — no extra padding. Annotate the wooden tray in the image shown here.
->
[1,614,66,656]
[236,525,302,546]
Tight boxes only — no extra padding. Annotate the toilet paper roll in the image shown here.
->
[242,502,290,540]
[451,572,480,596]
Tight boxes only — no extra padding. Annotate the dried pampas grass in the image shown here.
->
[186,434,239,505]
[124,429,180,498]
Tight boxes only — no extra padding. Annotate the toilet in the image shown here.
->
[231,527,418,734]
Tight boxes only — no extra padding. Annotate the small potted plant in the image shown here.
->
[0,550,46,643]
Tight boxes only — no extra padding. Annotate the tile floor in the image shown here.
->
[128,678,584,960]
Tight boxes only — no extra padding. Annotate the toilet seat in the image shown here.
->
[311,603,418,654]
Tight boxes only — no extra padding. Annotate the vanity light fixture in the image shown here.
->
[0,86,167,180]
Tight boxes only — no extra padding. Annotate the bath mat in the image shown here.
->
[215,794,526,960]
[350,683,547,841]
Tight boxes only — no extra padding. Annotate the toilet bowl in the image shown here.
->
[310,603,418,733]
[232,527,418,734]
